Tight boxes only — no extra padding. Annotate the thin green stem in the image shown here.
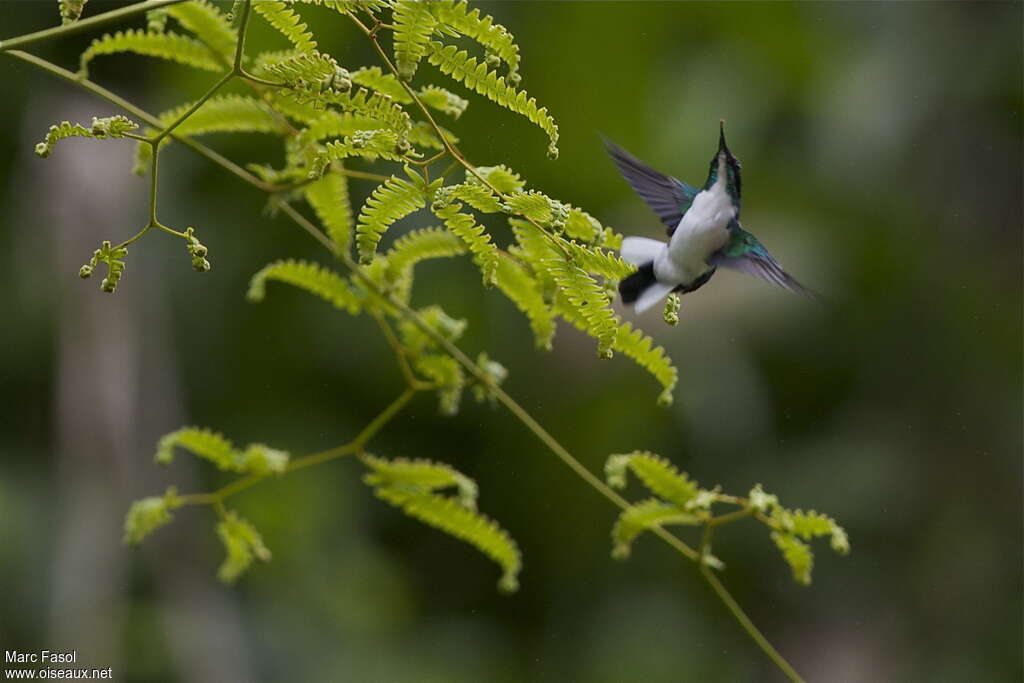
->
[152,72,233,145]
[5,50,277,192]
[0,0,191,53]
[701,565,805,683]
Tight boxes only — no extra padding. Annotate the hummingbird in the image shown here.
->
[605,122,816,313]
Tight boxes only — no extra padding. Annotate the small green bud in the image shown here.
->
[190,243,208,257]
[79,264,93,279]
[100,278,116,293]
[191,256,211,272]
[507,71,522,86]
[663,293,680,326]
[546,143,559,161]
[485,52,501,67]
[34,142,50,158]
[394,139,411,155]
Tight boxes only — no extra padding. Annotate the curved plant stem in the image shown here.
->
[4,21,805,680]
[0,0,191,53]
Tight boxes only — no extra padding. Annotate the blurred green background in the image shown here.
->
[1,2,1021,681]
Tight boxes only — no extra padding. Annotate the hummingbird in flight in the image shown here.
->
[605,122,816,313]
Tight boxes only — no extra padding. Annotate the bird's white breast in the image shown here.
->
[656,156,734,284]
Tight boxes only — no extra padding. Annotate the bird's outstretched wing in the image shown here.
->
[602,136,699,236]
[710,228,820,300]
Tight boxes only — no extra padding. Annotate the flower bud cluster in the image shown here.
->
[184,227,211,272]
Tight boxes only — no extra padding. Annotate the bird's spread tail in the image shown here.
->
[618,262,676,314]
[619,236,665,266]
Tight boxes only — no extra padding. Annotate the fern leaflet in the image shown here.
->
[427,1,520,75]
[356,174,429,263]
[613,322,678,405]
[372,485,521,592]
[494,256,556,350]
[611,499,700,559]
[305,172,354,254]
[155,426,238,470]
[166,0,237,62]
[545,257,618,358]
[431,199,499,287]
[418,85,469,118]
[392,0,437,79]
[217,510,271,583]
[79,29,221,77]
[605,451,698,509]
[253,1,317,53]
[247,259,362,314]
[425,41,558,158]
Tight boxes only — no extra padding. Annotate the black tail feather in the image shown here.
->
[618,262,657,305]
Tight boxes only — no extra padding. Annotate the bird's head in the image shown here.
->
[706,120,742,202]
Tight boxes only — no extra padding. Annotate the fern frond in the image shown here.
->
[373,486,521,591]
[611,499,700,559]
[217,510,271,583]
[407,120,454,151]
[124,487,182,545]
[247,259,362,314]
[418,85,468,118]
[253,1,316,53]
[166,0,237,62]
[392,0,437,79]
[362,454,478,508]
[544,258,618,358]
[441,182,503,213]
[563,240,635,280]
[564,207,602,243]
[79,29,220,77]
[431,199,499,287]
[789,510,850,555]
[254,48,337,86]
[305,172,353,254]
[159,94,280,136]
[425,41,558,157]
[155,426,238,470]
[415,354,465,415]
[770,531,813,585]
[59,0,87,25]
[605,451,698,509]
[471,165,524,194]
[427,1,520,75]
[356,174,428,263]
[613,322,678,405]
[313,87,411,133]
[494,255,556,350]
[351,66,413,103]
[309,130,405,176]
[505,190,555,223]
[385,226,467,278]
[34,116,137,158]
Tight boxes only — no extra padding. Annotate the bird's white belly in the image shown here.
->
[656,185,734,284]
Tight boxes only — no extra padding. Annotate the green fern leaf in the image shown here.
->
[613,322,678,405]
[350,66,413,102]
[494,255,556,350]
[564,207,602,243]
[362,454,478,508]
[155,426,238,470]
[471,165,524,194]
[505,190,555,223]
[425,41,558,157]
[166,0,237,62]
[442,181,503,213]
[253,1,317,53]
[217,510,271,583]
[790,510,850,555]
[79,29,221,77]
[605,451,699,510]
[563,240,635,280]
[392,0,437,79]
[123,487,182,545]
[611,499,700,559]
[254,48,337,86]
[407,120,459,151]
[427,1,520,75]
[372,486,521,591]
[545,257,618,358]
[356,174,428,263]
[418,85,469,118]
[34,116,137,158]
[771,531,814,585]
[247,259,362,314]
[309,130,407,176]
[305,172,354,254]
[385,226,467,278]
[431,199,499,287]
[159,94,280,136]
